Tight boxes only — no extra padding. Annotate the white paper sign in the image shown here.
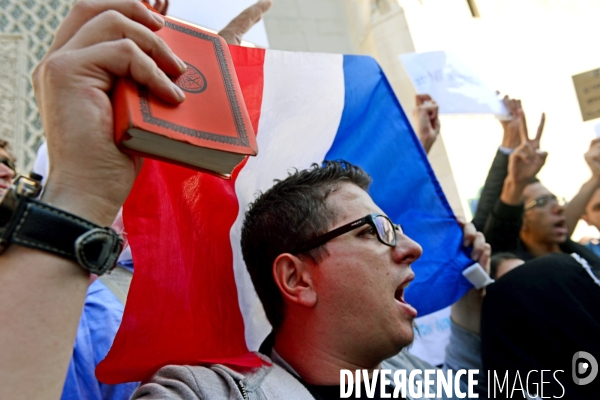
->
[399,51,508,116]
[408,306,452,367]
[594,122,600,138]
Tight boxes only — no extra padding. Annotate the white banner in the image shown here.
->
[399,51,508,117]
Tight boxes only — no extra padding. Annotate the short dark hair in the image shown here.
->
[490,252,520,279]
[241,160,372,331]
[521,177,541,203]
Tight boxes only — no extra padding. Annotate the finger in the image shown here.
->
[461,221,477,247]
[429,100,439,119]
[456,215,467,227]
[48,0,164,55]
[524,142,538,161]
[153,0,164,14]
[513,151,530,166]
[416,94,432,106]
[537,150,548,165]
[218,0,273,45]
[516,110,529,144]
[520,103,528,134]
[62,10,186,77]
[421,101,437,116]
[534,113,545,143]
[81,39,185,103]
[512,99,520,116]
[502,95,512,115]
[470,232,486,262]
[160,0,169,15]
[514,143,534,164]
[479,243,491,274]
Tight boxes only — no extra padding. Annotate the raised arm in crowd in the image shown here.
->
[471,96,600,267]
[0,0,276,398]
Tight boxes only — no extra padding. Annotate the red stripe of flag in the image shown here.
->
[97,46,267,384]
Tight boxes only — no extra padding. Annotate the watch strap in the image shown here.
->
[7,197,122,275]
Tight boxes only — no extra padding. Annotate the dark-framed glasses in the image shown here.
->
[292,213,401,254]
[0,156,17,175]
[524,194,566,212]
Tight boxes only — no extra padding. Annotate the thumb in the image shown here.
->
[218,1,273,45]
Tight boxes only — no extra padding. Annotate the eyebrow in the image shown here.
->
[592,203,600,212]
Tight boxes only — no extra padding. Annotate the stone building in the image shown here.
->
[0,0,75,171]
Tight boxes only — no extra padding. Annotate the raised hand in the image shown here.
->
[414,94,440,154]
[506,109,547,184]
[584,138,600,178]
[501,108,547,205]
[218,0,273,45]
[452,217,491,335]
[2,2,188,397]
[33,0,187,226]
[142,0,169,16]
[563,138,600,237]
[499,95,545,150]
[499,96,523,149]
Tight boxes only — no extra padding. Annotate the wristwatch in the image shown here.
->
[0,173,123,275]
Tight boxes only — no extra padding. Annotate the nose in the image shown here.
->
[392,233,422,265]
[553,201,564,214]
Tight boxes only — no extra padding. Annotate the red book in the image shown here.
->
[112,17,257,178]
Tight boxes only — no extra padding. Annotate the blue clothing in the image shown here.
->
[584,240,600,258]
[61,277,139,400]
[118,258,134,273]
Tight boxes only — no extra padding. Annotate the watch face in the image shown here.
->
[75,227,123,275]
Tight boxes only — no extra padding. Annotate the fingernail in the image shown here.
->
[176,56,187,73]
[152,12,164,26]
[172,82,185,101]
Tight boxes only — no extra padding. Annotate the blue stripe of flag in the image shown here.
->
[324,55,473,316]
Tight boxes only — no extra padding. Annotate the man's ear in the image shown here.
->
[273,253,317,308]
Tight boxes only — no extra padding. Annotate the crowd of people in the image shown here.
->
[0,0,599,399]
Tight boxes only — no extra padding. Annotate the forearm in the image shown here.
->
[0,246,89,399]
[500,177,528,206]
[450,288,483,335]
[443,322,486,397]
[0,184,120,399]
[565,177,600,237]
[472,151,509,231]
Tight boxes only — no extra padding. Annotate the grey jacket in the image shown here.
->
[132,323,484,399]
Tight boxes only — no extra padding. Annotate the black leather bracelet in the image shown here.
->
[1,195,123,275]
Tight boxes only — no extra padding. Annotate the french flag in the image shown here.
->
[96,46,474,383]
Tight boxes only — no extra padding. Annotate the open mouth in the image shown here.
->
[394,283,408,304]
[554,219,567,234]
[394,278,418,318]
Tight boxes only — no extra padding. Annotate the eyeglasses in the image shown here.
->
[0,156,17,175]
[524,194,566,212]
[292,213,401,254]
